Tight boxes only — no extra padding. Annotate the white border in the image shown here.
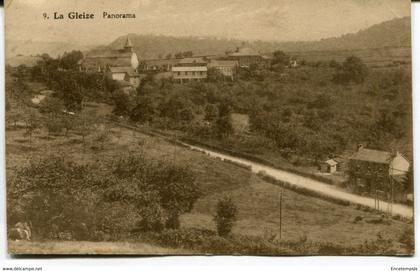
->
[0,3,419,271]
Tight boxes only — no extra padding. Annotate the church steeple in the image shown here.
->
[124,37,133,52]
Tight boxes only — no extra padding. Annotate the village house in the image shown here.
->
[208,59,238,80]
[171,57,208,83]
[139,58,181,72]
[227,46,265,68]
[348,146,410,202]
[106,66,140,88]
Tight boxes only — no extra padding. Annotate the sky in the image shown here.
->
[5,0,411,45]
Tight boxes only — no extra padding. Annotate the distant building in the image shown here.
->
[320,159,338,174]
[80,37,139,73]
[106,66,140,88]
[227,46,265,68]
[171,57,207,83]
[139,58,181,72]
[349,146,410,201]
[208,60,238,80]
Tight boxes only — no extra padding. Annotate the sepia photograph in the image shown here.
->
[4,0,414,256]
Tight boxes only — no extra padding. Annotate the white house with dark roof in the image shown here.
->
[350,146,410,176]
[348,146,410,200]
[227,46,264,68]
[171,57,208,83]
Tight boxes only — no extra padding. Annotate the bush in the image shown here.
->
[214,197,238,237]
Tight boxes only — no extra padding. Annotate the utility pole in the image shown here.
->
[279,189,283,241]
[173,133,177,164]
[390,176,394,216]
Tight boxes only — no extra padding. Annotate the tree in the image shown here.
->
[39,96,64,116]
[24,110,40,145]
[130,97,156,123]
[112,90,133,116]
[271,50,289,71]
[214,197,237,237]
[60,50,83,70]
[151,163,200,229]
[333,56,368,84]
[207,67,225,82]
[204,104,219,122]
[215,115,233,139]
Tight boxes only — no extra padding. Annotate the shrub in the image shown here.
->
[214,197,238,237]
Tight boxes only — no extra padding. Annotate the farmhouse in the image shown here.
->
[139,58,181,72]
[107,66,140,88]
[171,57,207,83]
[348,146,410,201]
[227,46,265,68]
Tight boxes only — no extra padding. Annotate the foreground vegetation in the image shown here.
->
[5,49,414,255]
[6,113,414,255]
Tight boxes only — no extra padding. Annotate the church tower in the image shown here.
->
[123,37,133,53]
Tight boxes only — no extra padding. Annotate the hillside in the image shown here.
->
[96,17,410,59]
[278,16,411,52]
[6,40,95,58]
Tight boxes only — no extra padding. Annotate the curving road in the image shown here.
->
[184,144,413,219]
[109,120,413,219]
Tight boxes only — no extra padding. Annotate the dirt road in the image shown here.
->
[185,144,413,219]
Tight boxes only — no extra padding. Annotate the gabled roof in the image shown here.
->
[324,159,338,166]
[350,148,391,164]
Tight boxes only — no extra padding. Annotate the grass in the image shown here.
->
[6,123,414,254]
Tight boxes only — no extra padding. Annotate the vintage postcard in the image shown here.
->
[5,0,414,255]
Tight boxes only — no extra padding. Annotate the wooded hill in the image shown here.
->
[94,17,411,59]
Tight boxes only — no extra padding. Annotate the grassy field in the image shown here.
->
[6,108,414,254]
